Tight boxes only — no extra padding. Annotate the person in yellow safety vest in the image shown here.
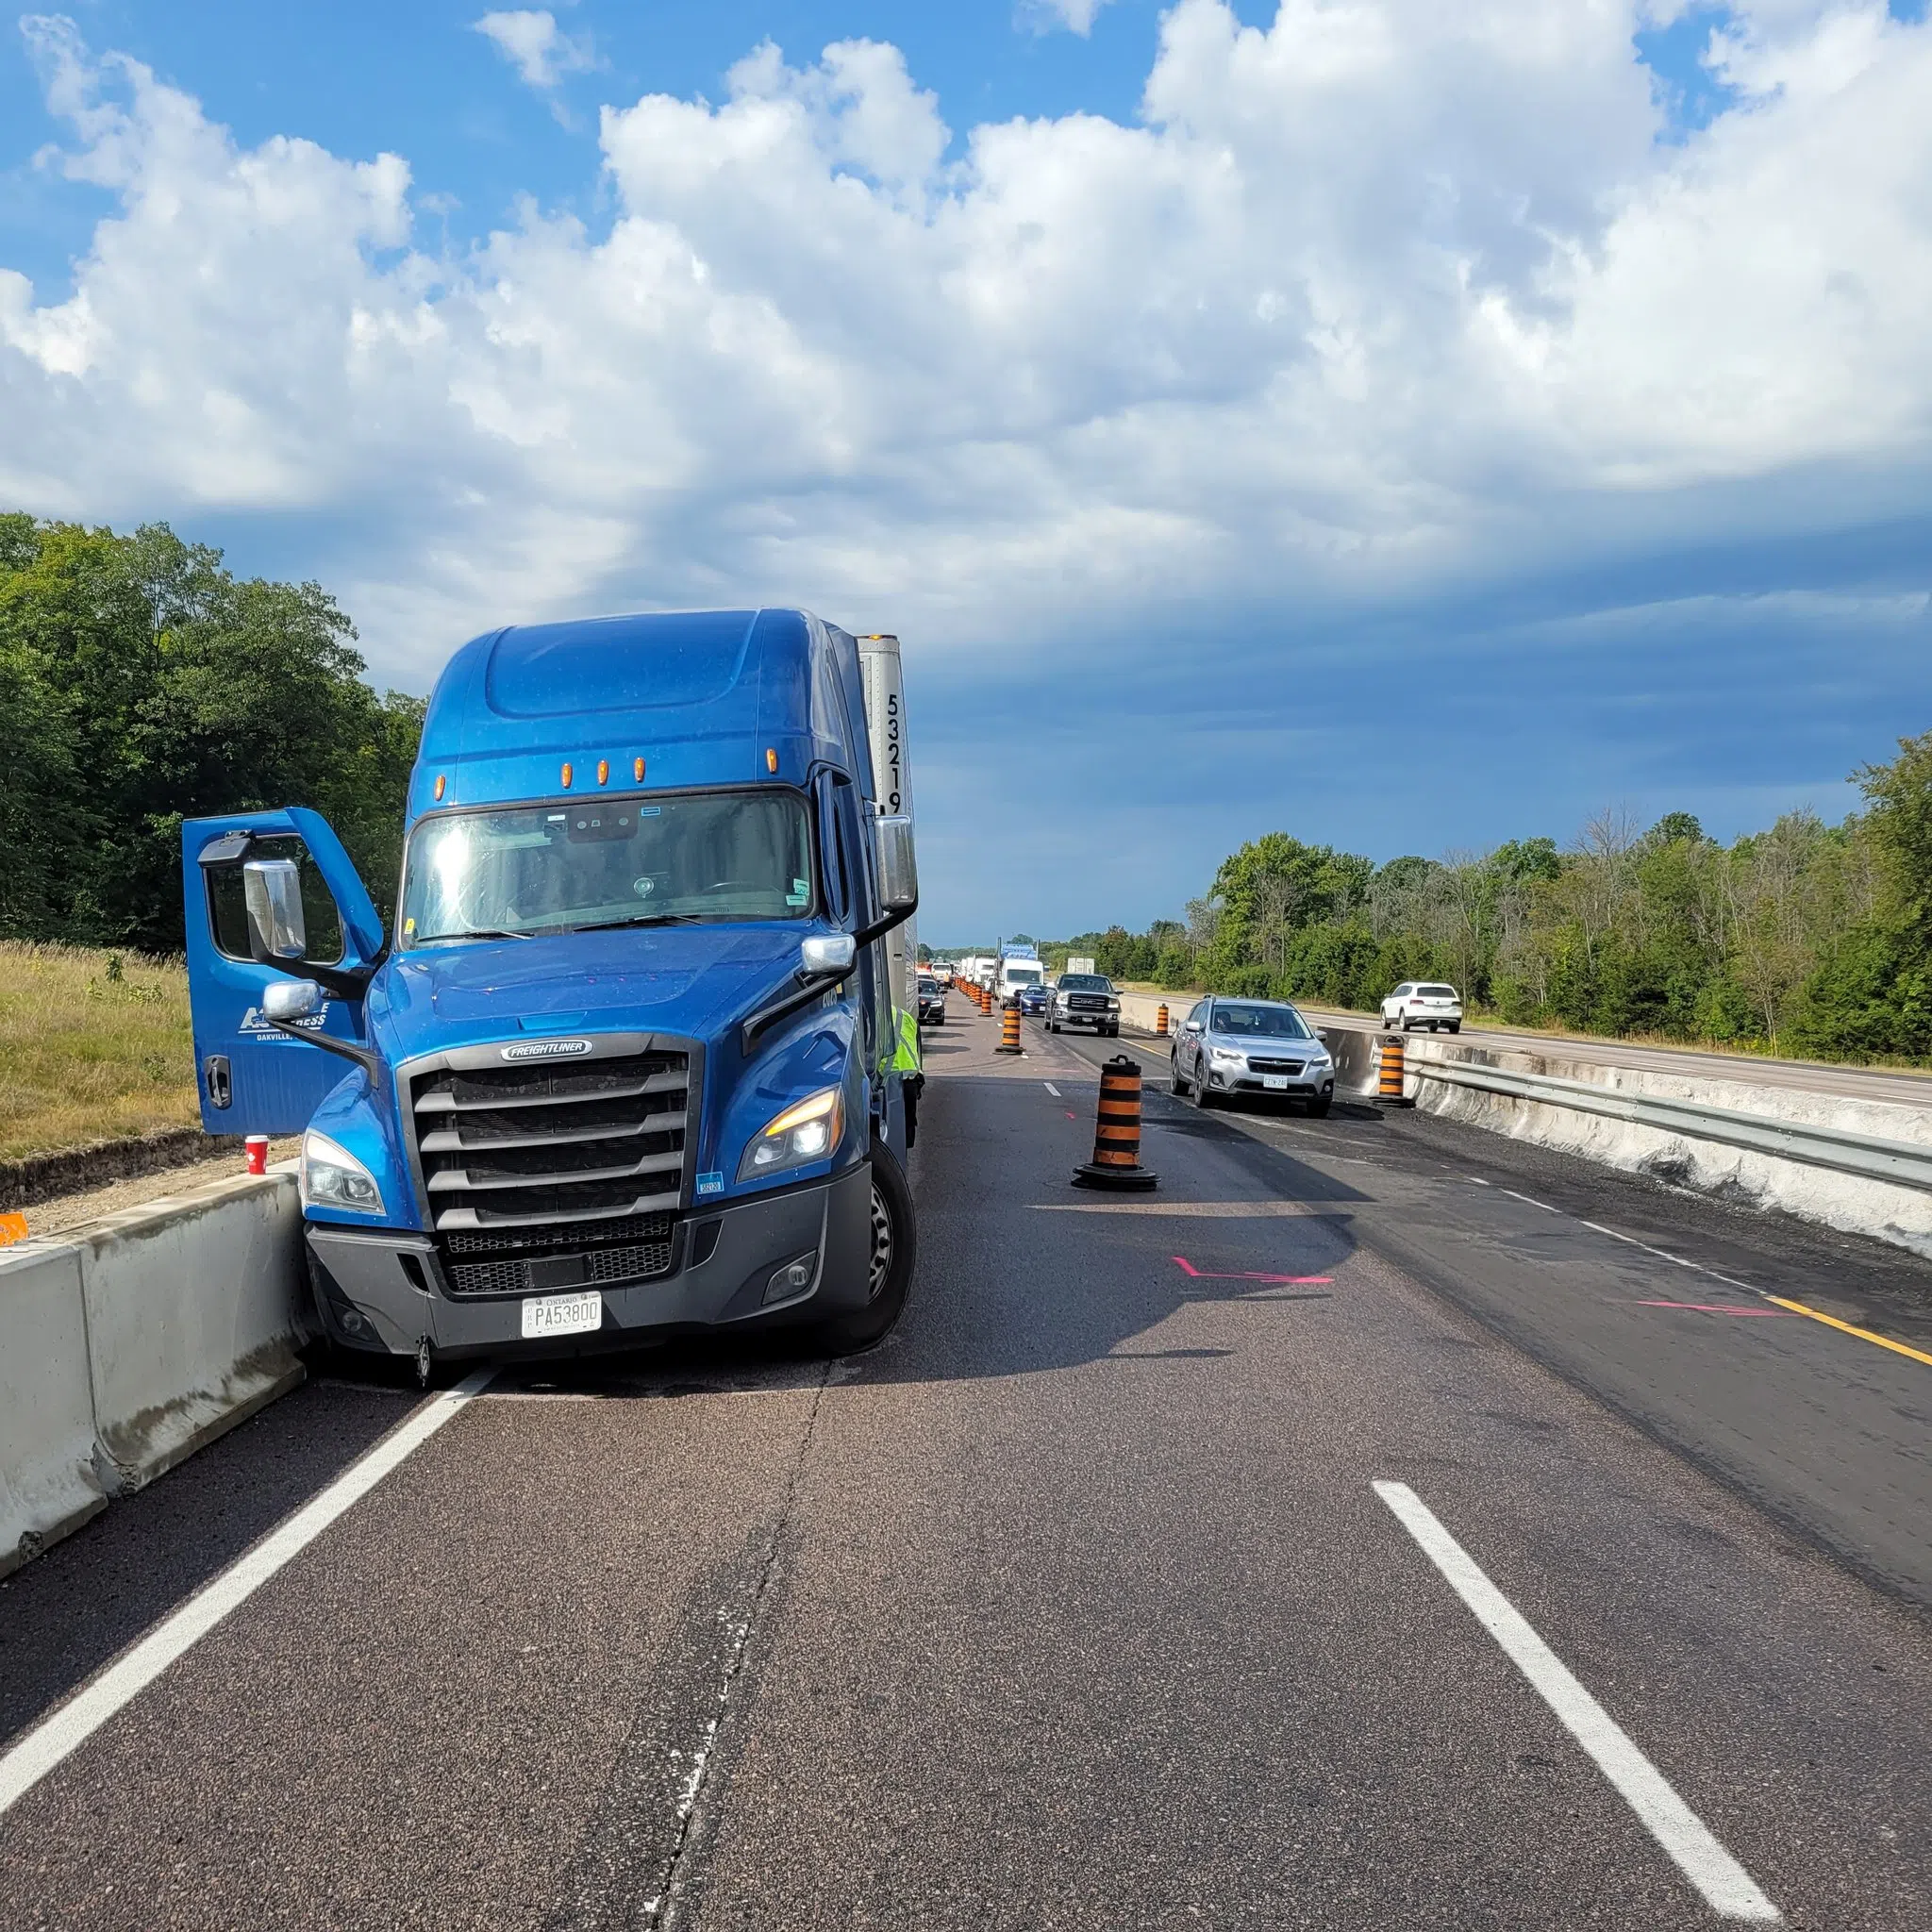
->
[885,1003,924,1146]
[892,1004,922,1074]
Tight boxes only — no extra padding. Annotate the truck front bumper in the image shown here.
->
[305,1162,874,1361]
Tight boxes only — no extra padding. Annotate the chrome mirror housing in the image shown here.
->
[801,933,858,978]
[875,815,918,912]
[243,858,308,962]
[262,978,325,1022]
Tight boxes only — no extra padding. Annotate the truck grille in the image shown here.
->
[1067,995,1109,1012]
[408,1046,691,1233]
[439,1215,678,1300]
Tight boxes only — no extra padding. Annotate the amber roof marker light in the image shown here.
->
[433,774,446,802]
[561,761,574,789]
[633,756,646,782]
[765,748,779,774]
[597,758,609,786]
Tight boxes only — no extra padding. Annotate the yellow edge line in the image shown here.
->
[1766,1297,1932,1368]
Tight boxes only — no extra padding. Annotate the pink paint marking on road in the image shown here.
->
[1173,1256,1333,1286]
[1632,1299,1800,1317]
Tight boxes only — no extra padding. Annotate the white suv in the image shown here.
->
[1380,982,1463,1033]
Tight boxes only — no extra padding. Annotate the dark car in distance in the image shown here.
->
[1017,982,1050,1015]
[917,974,947,1026]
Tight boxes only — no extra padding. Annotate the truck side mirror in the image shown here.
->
[801,933,857,978]
[243,858,308,963]
[262,978,325,1022]
[875,815,918,912]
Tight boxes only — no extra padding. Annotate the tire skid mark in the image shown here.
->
[541,1364,830,1932]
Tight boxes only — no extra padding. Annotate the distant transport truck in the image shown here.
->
[1065,956,1096,976]
[996,953,1046,1004]
[180,608,923,1374]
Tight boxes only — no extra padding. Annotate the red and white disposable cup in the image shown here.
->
[245,1134,270,1176]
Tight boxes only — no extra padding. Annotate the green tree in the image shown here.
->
[0,514,425,948]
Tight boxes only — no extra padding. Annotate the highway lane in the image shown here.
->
[1083,1018,1932,1606]
[0,1016,1927,1928]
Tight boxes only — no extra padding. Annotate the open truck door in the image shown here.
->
[181,808,386,1137]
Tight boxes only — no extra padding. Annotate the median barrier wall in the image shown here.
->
[1401,1035,1932,1260]
[76,1170,308,1492]
[1117,985,1932,1255]
[0,1243,106,1578]
[0,1170,308,1572]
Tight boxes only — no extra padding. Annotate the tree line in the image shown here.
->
[1044,741,1932,1063]
[0,514,424,953]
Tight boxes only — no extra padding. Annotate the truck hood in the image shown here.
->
[372,923,816,1061]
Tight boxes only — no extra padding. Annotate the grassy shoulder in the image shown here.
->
[0,942,201,1162]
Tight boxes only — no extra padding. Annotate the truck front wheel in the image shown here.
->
[818,1135,916,1353]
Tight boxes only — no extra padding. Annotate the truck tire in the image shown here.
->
[817,1136,915,1354]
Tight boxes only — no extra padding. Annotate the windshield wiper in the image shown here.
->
[563,913,707,935]
[414,926,536,944]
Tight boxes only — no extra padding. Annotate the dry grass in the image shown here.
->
[0,941,201,1162]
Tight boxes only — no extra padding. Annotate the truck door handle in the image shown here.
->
[205,1054,232,1109]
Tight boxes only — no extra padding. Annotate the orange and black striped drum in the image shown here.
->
[997,1000,1023,1053]
[1073,1054,1158,1191]
[1156,1004,1169,1035]
[1378,1033,1406,1101]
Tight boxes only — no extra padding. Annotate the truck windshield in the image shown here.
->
[400,791,814,945]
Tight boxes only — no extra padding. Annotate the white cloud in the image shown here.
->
[472,9,594,94]
[1,1,1929,701]
[1019,0,1120,36]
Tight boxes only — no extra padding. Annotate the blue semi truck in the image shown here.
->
[180,608,922,1372]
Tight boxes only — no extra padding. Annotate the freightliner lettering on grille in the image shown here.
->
[405,1035,696,1298]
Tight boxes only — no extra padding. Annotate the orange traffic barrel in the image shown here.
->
[1156,1003,1169,1036]
[997,999,1023,1054]
[1378,1033,1407,1103]
[1073,1055,1158,1191]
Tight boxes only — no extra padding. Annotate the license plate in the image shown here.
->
[1262,1074,1290,1091]
[521,1289,603,1340]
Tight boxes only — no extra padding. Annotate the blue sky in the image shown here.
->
[4,2,1931,941]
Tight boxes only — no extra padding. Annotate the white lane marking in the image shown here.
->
[1373,1481,1780,1923]
[1470,1176,1491,1186]
[1043,1082,1061,1096]
[1577,1221,1757,1292]
[1503,1189,1560,1213]
[0,1367,494,1819]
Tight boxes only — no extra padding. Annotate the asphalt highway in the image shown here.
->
[2,1012,1928,1928]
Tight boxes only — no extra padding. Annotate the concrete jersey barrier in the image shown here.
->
[0,1243,106,1579]
[0,1168,308,1576]
[1115,985,1932,1257]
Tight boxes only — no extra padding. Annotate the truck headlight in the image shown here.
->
[301,1130,385,1215]
[1106,998,1120,1010]
[740,1086,844,1181]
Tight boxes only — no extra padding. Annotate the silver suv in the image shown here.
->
[1170,997,1334,1115]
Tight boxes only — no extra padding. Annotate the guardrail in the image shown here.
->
[1410,1056,1932,1194]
